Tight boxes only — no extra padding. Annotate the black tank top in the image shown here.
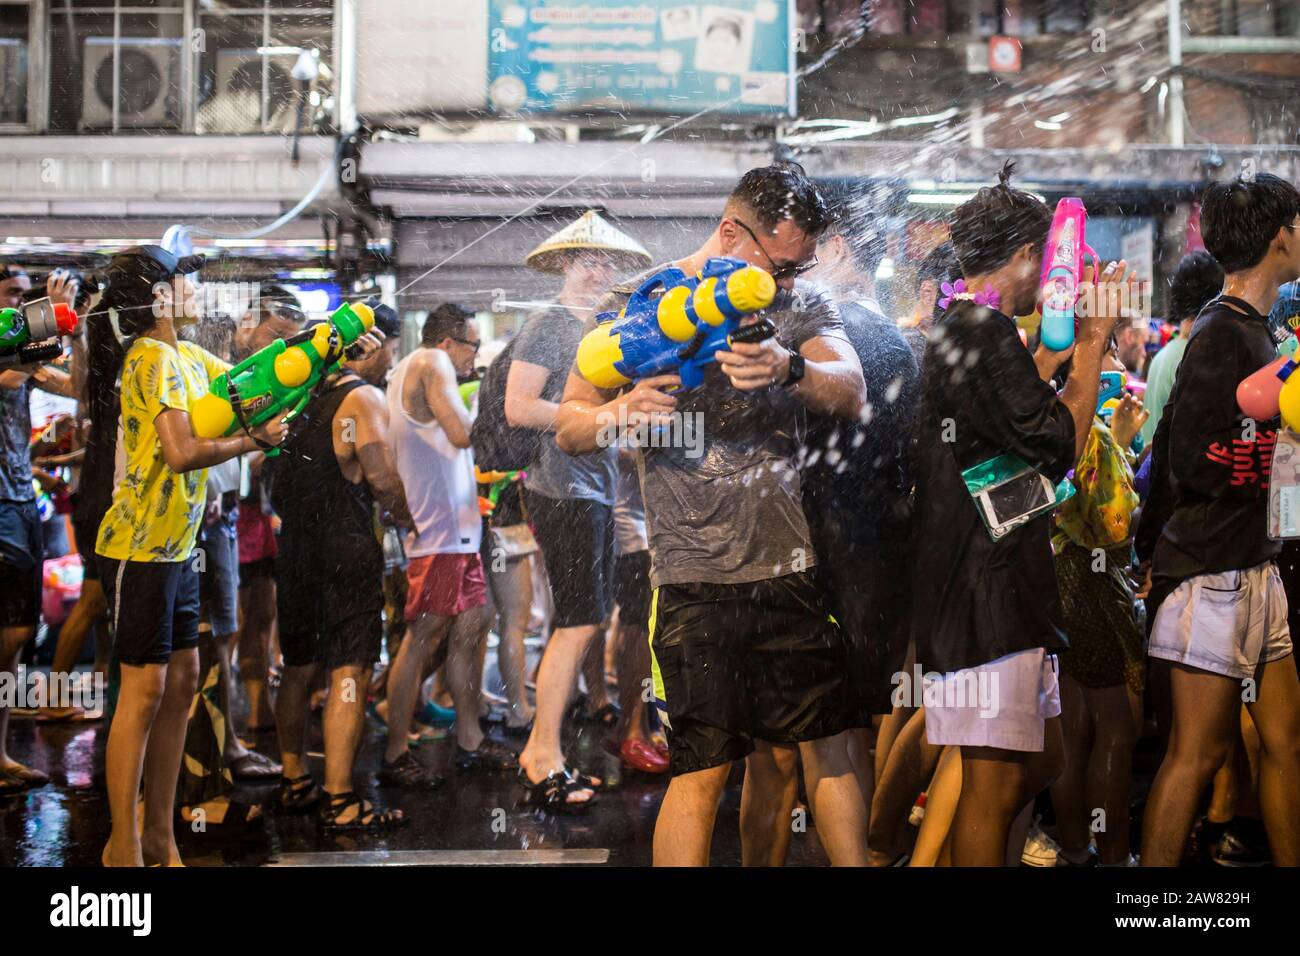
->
[271,377,376,543]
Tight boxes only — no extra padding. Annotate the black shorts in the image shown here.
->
[614,551,651,631]
[100,557,201,665]
[649,571,853,776]
[276,530,383,670]
[525,490,614,629]
[239,556,276,582]
[808,500,914,723]
[0,500,44,630]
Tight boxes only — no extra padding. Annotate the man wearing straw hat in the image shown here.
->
[507,211,652,809]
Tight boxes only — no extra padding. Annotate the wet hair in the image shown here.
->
[371,303,403,341]
[1201,173,1300,274]
[1168,250,1224,321]
[918,242,961,286]
[823,188,887,277]
[725,162,832,238]
[949,162,1053,276]
[181,312,237,362]
[421,302,474,347]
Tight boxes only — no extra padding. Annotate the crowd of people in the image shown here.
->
[1,160,1299,868]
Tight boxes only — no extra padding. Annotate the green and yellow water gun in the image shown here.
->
[191,301,375,453]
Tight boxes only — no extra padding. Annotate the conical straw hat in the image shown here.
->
[525,210,652,274]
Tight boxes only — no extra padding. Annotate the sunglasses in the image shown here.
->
[732,218,818,281]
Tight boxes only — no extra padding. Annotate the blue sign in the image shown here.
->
[487,1,795,116]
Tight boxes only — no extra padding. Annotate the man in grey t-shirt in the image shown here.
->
[555,165,869,866]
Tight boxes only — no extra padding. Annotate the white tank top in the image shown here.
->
[386,350,481,556]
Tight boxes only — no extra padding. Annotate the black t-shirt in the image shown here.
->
[1147,297,1280,609]
[802,299,919,527]
[910,300,1076,674]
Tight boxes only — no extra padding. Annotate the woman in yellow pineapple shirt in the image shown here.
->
[92,247,287,867]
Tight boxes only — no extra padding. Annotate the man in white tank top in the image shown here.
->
[381,304,518,783]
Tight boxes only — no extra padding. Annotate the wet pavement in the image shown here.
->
[1,666,832,868]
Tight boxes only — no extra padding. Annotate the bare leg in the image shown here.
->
[613,623,650,743]
[800,733,869,866]
[322,664,369,798]
[867,708,941,864]
[519,623,599,790]
[102,661,167,867]
[447,606,491,752]
[238,576,276,730]
[275,662,318,782]
[950,719,1064,867]
[384,615,451,762]
[140,647,199,866]
[490,555,534,728]
[42,582,108,718]
[1049,673,1093,857]
[0,628,34,766]
[580,628,611,715]
[653,763,731,866]
[1244,656,1300,866]
[740,741,799,866]
[845,725,876,811]
[910,746,961,866]
[1140,664,1240,866]
[1082,683,1140,864]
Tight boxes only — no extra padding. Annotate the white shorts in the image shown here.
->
[924,648,1062,752]
[1149,561,1293,680]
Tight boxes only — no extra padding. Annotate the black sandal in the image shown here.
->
[455,739,519,773]
[178,798,264,831]
[566,766,610,791]
[278,773,321,812]
[517,768,593,814]
[376,751,445,791]
[319,790,408,832]
[579,702,620,727]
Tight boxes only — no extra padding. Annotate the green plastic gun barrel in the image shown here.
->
[191,301,375,444]
[0,298,78,369]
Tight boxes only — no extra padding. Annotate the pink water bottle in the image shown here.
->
[1039,198,1097,352]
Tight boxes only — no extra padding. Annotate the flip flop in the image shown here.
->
[229,750,283,781]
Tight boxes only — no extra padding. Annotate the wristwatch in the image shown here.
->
[782,348,806,388]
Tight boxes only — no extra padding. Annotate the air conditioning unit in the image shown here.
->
[197,48,301,134]
[0,38,27,125]
[80,37,181,129]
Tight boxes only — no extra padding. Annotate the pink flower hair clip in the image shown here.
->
[938,278,1002,312]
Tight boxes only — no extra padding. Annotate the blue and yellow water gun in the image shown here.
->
[576,257,777,390]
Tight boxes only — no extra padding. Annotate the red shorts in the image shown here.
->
[404,552,487,619]
[237,509,278,565]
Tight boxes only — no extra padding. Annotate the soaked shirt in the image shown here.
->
[97,338,229,562]
[601,268,846,589]
[910,301,1076,674]
[513,308,617,505]
[1146,298,1280,609]
[0,379,34,502]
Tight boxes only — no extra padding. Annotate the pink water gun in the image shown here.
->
[1039,198,1098,352]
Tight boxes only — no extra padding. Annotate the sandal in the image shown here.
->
[278,773,322,812]
[230,750,283,781]
[455,739,519,773]
[501,718,534,739]
[376,751,445,791]
[565,766,609,791]
[319,790,408,832]
[517,768,593,814]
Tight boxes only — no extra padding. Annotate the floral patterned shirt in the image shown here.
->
[96,338,228,562]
